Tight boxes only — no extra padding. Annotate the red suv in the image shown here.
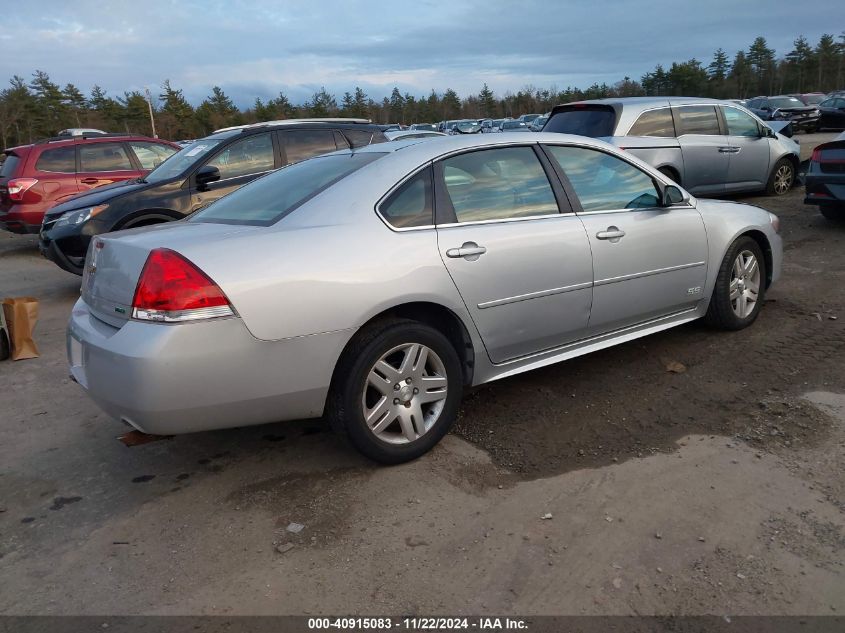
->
[0,133,179,234]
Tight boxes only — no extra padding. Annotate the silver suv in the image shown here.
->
[544,97,800,196]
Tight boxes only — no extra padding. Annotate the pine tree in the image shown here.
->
[478,83,496,117]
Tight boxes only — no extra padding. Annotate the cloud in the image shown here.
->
[0,0,840,107]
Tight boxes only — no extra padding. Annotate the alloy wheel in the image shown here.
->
[361,343,449,444]
[729,250,761,319]
[773,164,793,195]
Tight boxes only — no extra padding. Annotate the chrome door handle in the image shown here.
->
[596,227,626,241]
[718,147,740,154]
[446,242,487,259]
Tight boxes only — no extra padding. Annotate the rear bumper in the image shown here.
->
[804,172,845,207]
[67,299,352,435]
[0,216,40,234]
[0,205,47,234]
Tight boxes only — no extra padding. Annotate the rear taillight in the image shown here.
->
[131,248,234,322]
[6,178,38,201]
[811,148,821,162]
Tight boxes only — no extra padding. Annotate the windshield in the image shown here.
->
[544,106,617,137]
[143,139,223,183]
[190,152,386,226]
[502,121,526,129]
[803,94,824,105]
[770,97,804,109]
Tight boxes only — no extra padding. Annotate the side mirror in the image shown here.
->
[662,184,688,207]
[194,165,220,190]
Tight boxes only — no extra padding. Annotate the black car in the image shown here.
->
[745,96,821,132]
[804,134,845,220]
[39,120,387,274]
[817,96,845,131]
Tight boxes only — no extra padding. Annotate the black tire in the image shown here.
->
[704,236,767,330]
[765,158,794,196]
[327,318,463,464]
[820,204,845,222]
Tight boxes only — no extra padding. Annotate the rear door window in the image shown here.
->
[344,129,383,148]
[627,108,675,137]
[79,143,134,172]
[675,106,721,135]
[35,147,76,173]
[439,147,559,223]
[543,106,617,137]
[281,129,340,164]
[206,133,275,180]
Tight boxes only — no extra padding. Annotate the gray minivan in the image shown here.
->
[543,97,801,196]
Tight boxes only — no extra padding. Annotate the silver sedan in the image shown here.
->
[68,133,782,463]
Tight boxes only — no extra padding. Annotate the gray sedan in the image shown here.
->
[68,133,782,463]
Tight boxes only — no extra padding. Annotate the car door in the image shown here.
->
[32,145,80,205]
[544,144,708,336]
[673,105,730,195]
[434,145,593,364]
[190,132,277,210]
[720,105,771,192]
[77,141,140,191]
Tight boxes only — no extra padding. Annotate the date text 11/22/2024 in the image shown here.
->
[307,617,528,630]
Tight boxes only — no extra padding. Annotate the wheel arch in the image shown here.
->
[738,229,774,289]
[657,164,681,184]
[112,208,183,230]
[331,301,477,390]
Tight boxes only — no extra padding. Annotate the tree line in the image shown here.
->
[1,32,843,147]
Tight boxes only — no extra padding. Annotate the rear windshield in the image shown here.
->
[0,153,21,177]
[544,107,617,137]
[190,152,386,226]
[818,146,845,161]
[802,94,824,105]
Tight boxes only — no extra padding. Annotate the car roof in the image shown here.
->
[210,118,377,136]
[4,133,172,153]
[556,96,732,109]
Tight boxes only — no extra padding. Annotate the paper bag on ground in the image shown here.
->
[1,297,40,360]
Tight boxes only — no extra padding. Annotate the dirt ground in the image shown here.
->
[0,134,843,616]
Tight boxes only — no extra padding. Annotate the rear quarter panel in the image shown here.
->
[178,185,478,345]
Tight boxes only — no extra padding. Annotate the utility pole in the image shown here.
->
[145,87,158,138]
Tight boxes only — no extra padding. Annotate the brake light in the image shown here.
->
[6,178,38,201]
[131,248,234,322]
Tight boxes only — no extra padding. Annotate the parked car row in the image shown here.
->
[733,90,845,132]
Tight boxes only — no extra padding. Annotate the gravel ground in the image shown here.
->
[0,134,843,616]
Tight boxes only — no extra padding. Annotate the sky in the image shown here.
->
[0,0,841,108]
